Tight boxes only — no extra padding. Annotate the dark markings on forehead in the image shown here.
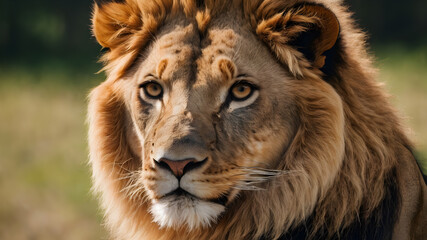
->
[218,58,235,83]
[208,29,236,48]
[157,59,168,79]
[159,42,174,50]
[157,23,199,49]
[155,26,202,85]
[153,23,238,86]
[203,29,237,66]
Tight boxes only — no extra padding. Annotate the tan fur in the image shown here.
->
[89,0,427,239]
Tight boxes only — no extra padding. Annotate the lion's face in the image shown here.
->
[123,22,297,229]
[90,1,426,239]
[91,1,347,237]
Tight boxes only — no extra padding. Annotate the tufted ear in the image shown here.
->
[256,4,340,76]
[92,0,142,49]
[91,0,162,78]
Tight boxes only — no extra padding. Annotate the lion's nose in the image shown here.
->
[155,158,207,178]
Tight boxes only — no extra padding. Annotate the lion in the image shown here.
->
[88,0,427,239]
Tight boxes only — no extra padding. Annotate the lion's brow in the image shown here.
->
[217,58,236,83]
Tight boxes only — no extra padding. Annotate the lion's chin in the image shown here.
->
[150,194,225,230]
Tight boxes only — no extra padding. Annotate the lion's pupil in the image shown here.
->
[142,82,163,99]
[149,84,160,95]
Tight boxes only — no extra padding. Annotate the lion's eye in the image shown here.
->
[141,82,163,99]
[230,81,255,101]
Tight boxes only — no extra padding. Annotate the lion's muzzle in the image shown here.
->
[155,157,208,178]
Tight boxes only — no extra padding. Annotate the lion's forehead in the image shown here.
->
[145,23,240,88]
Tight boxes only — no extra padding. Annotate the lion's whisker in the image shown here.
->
[228,167,304,191]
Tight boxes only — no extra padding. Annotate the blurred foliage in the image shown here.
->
[375,46,427,173]
[0,68,106,239]
[349,0,427,45]
[0,0,99,64]
[1,0,427,65]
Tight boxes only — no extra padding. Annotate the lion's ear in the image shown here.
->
[92,0,142,49]
[256,4,340,75]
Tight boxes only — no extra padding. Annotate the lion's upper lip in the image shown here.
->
[163,188,229,206]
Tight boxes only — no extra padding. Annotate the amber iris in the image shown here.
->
[142,82,163,99]
[231,82,253,101]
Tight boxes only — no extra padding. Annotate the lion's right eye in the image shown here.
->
[140,82,163,99]
[229,81,257,102]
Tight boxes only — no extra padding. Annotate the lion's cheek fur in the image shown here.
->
[217,79,346,238]
[293,79,346,194]
[88,82,149,239]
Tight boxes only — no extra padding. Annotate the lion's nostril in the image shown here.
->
[155,158,207,178]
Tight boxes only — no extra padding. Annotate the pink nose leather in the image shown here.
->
[158,158,197,177]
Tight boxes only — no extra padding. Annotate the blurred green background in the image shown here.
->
[0,1,426,239]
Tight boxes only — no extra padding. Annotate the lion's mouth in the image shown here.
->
[163,188,229,206]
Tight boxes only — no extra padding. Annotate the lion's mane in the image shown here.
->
[88,0,426,239]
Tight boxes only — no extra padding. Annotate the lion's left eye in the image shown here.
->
[140,82,163,99]
[230,81,255,101]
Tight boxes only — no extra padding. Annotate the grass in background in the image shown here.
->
[0,65,106,240]
[375,45,427,172]
[0,46,426,239]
